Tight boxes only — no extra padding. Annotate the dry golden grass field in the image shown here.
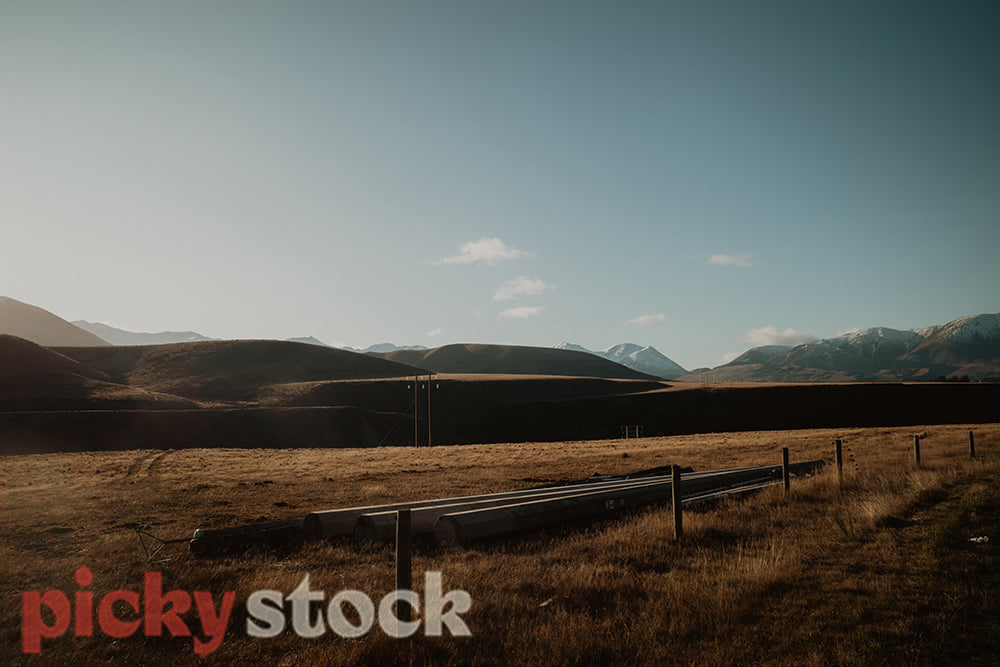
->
[2,423,999,665]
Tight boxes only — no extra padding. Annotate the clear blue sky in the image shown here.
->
[3,1,998,370]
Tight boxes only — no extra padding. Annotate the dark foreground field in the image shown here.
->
[2,424,998,665]
[3,378,1000,453]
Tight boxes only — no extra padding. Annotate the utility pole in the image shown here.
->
[410,374,439,446]
[427,374,435,447]
[411,376,419,446]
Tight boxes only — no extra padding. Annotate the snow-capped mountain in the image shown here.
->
[692,313,1000,382]
[781,327,924,374]
[726,345,792,366]
[552,342,593,355]
[897,313,1000,374]
[912,324,943,338]
[915,313,1000,348]
[603,343,688,378]
[555,341,688,379]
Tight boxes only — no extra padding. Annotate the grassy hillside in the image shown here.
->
[376,343,658,380]
[1,334,110,381]
[0,335,196,411]
[56,340,430,401]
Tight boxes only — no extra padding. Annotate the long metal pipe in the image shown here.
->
[356,476,688,542]
[305,476,666,537]
[305,466,764,538]
[433,460,824,547]
[353,466,775,543]
[191,462,822,554]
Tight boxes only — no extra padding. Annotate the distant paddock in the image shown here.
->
[1,380,999,454]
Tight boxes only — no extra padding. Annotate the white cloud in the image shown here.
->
[427,328,444,339]
[740,326,817,347]
[626,313,667,328]
[708,253,755,268]
[498,306,544,320]
[493,276,553,301]
[434,237,528,265]
[717,351,741,364]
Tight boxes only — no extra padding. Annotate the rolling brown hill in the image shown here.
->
[55,339,430,402]
[374,343,658,380]
[0,334,197,410]
[5,373,999,453]
[0,296,110,346]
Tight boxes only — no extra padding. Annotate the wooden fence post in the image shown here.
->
[969,430,976,459]
[914,434,921,467]
[672,465,683,541]
[396,509,412,622]
[834,439,844,486]
[781,447,790,493]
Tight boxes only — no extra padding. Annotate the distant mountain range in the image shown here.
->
[3,296,1000,453]
[75,320,333,348]
[555,342,688,380]
[2,296,998,382]
[73,320,217,345]
[344,343,429,354]
[286,336,331,347]
[679,313,1000,382]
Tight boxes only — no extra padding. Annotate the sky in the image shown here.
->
[2,1,998,370]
